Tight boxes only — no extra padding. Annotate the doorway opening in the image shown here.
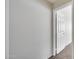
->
[53,2,73,56]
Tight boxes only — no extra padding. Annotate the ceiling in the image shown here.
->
[47,0,56,3]
[47,0,71,3]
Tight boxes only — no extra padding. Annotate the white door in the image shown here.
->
[56,4,72,54]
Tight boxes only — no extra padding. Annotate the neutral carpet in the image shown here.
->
[49,43,73,59]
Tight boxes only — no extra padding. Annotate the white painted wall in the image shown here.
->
[9,0,52,59]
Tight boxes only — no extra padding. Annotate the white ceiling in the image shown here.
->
[47,0,71,3]
[47,0,56,3]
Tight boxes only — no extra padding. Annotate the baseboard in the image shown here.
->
[48,55,55,59]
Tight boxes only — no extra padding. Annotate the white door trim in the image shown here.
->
[52,1,72,56]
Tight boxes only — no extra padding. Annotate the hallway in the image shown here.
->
[5,0,73,59]
[49,43,72,59]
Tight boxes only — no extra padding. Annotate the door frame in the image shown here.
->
[52,1,73,56]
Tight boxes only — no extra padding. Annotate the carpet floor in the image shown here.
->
[49,43,73,59]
